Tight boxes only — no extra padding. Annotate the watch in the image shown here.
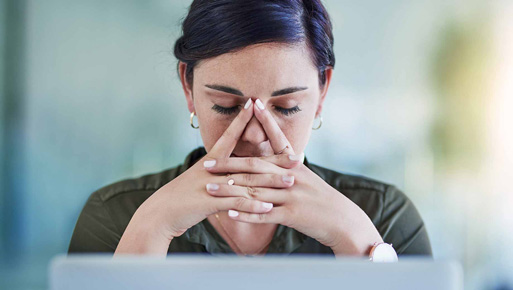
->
[368,242,398,263]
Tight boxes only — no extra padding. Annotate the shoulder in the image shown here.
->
[68,166,182,253]
[74,164,184,241]
[92,165,182,204]
[305,161,411,224]
[306,161,392,193]
[306,162,432,256]
[91,146,207,203]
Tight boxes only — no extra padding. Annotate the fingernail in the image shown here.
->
[282,175,294,184]
[244,98,252,109]
[262,202,273,209]
[228,210,239,217]
[289,153,304,162]
[255,99,265,110]
[206,183,219,192]
[203,160,216,168]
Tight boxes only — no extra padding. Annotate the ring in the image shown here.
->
[274,145,289,155]
[246,186,257,199]
[226,174,235,185]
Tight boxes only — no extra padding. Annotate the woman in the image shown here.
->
[68,0,432,258]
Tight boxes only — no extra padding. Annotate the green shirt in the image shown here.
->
[68,146,433,257]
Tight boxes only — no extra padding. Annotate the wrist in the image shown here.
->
[331,235,383,257]
[114,206,173,256]
[330,213,384,257]
[136,190,185,240]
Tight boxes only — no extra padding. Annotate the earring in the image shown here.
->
[190,111,199,129]
[312,115,322,130]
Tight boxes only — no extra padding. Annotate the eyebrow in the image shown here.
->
[204,84,308,97]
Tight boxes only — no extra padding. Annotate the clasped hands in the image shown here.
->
[202,98,384,256]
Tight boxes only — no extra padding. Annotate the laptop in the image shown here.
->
[49,254,463,290]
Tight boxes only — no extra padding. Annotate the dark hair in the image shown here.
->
[173,0,335,90]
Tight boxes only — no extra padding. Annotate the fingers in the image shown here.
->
[257,153,305,169]
[208,98,254,159]
[226,206,286,224]
[214,196,275,214]
[205,156,290,175]
[212,173,294,189]
[206,182,290,204]
[253,98,296,155]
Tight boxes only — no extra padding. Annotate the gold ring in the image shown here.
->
[246,186,257,199]
[275,145,289,155]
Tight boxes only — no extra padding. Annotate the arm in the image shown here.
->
[379,185,433,257]
[68,192,121,253]
[68,191,171,256]
[113,203,172,256]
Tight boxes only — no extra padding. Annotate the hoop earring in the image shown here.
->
[312,115,322,130]
[190,111,199,129]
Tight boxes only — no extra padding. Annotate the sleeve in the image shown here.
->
[68,191,121,254]
[378,185,433,257]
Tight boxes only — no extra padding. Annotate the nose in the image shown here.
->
[240,115,268,145]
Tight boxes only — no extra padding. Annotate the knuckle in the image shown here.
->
[245,157,257,168]
[242,173,253,184]
[257,213,266,222]
[247,186,258,199]
[235,197,247,210]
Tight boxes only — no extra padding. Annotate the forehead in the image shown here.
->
[193,42,318,94]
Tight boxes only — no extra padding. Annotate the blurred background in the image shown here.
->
[1,0,512,289]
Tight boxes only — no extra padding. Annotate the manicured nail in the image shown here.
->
[255,99,265,110]
[244,98,252,109]
[206,183,219,192]
[282,175,294,184]
[228,210,239,217]
[289,153,304,162]
[262,202,273,209]
[203,160,216,168]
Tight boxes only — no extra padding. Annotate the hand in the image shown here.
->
[204,99,384,256]
[135,99,281,240]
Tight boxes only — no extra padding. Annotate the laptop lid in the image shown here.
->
[50,254,463,290]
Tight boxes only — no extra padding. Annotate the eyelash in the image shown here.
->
[211,104,302,116]
[273,105,302,116]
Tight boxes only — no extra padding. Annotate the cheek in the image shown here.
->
[197,110,232,152]
[276,117,312,150]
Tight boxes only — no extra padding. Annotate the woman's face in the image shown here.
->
[179,42,332,157]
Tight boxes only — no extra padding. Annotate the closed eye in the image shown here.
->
[273,105,302,116]
[211,104,301,116]
[211,104,241,115]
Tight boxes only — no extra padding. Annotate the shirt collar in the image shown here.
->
[180,146,312,255]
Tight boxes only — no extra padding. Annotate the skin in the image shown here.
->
[182,42,324,157]
[179,42,324,253]
[175,41,384,256]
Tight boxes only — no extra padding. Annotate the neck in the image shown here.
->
[216,211,276,236]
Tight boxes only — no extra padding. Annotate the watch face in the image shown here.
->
[371,243,398,263]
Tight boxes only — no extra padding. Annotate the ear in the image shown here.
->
[179,61,195,113]
[315,67,333,118]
